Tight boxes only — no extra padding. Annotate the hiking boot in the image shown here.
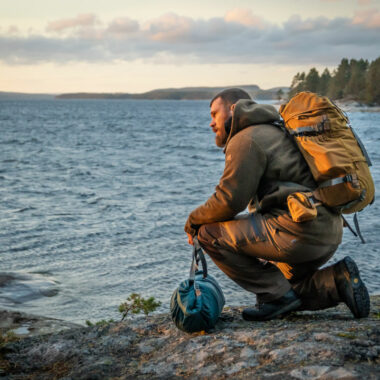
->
[242,289,301,321]
[334,256,370,318]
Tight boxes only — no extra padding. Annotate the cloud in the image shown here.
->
[224,8,266,28]
[358,0,371,5]
[106,18,139,37]
[283,15,331,32]
[0,10,379,66]
[352,9,380,28]
[0,35,107,64]
[143,13,194,42]
[141,12,245,43]
[46,13,99,32]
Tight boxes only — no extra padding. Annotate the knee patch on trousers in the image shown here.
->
[198,224,223,255]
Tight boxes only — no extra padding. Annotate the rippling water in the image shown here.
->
[1,99,379,324]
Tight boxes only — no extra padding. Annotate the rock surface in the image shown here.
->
[1,297,379,379]
[0,310,81,338]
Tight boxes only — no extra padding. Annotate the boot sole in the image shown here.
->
[343,256,370,318]
[242,298,302,321]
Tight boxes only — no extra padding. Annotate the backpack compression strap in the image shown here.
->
[288,115,330,136]
[318,174,360,189]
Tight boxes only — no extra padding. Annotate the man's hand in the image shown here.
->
[186,233,194,245]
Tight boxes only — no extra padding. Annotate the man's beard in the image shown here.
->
[215,134,227,147]
[215,117,232,147]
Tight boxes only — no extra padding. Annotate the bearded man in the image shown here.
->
[184,88,370,321]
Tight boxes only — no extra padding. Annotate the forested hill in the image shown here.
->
[56,85,289,100]
[288,57,380,105]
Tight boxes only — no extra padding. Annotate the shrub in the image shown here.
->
[118,293,161,321]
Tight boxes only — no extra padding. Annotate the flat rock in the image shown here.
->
[1,296,379,379]
[0,309,81,337]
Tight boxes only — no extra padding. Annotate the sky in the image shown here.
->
[0,0,379,94]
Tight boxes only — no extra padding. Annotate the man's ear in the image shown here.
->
[230,103,236,112]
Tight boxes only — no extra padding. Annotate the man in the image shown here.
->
[184,88,370,321]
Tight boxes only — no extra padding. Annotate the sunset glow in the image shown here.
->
[1,0,379,93]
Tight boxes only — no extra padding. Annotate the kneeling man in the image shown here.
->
[185,88,370,321]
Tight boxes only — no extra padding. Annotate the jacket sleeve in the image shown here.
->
[184,133,267,236]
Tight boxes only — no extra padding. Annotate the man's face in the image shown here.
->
[210,97,232,148]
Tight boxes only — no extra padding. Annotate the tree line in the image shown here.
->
[287,57,380,105]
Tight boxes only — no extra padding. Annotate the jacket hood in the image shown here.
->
[224,100,280,150]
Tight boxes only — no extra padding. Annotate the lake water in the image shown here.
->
[1,99,379,324]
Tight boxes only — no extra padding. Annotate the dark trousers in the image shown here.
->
[197,213,341,310]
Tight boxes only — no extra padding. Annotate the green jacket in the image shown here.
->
[185,100,342,245]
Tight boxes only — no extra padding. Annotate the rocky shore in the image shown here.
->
[1,296,379,379]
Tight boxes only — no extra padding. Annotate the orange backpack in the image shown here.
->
[279,91,375,214]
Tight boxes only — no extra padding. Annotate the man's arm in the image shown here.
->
[184,132,267,236]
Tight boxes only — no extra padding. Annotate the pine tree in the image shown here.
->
[328,58,351,99]
[305,68,320,93]
[318,68,331,96]
[365,57,380,105]
[344,59,368,101]
[289,72,306,98]
[288,57,380,105]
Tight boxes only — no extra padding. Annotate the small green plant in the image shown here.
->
[118,293,161,321]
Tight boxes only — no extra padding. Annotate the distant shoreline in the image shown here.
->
[0,84,289,101]
[55,84,288,101]
[1,90,379,111]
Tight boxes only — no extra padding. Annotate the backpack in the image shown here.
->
[279,91,375,214]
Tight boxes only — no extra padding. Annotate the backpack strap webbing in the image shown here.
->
[348,125,372,167]
[341,214,366,244]
[334,102,373,167]
[353,212,366,244]
[318,174,359,189]
[189,237,208,283]
[288,116,330,136]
